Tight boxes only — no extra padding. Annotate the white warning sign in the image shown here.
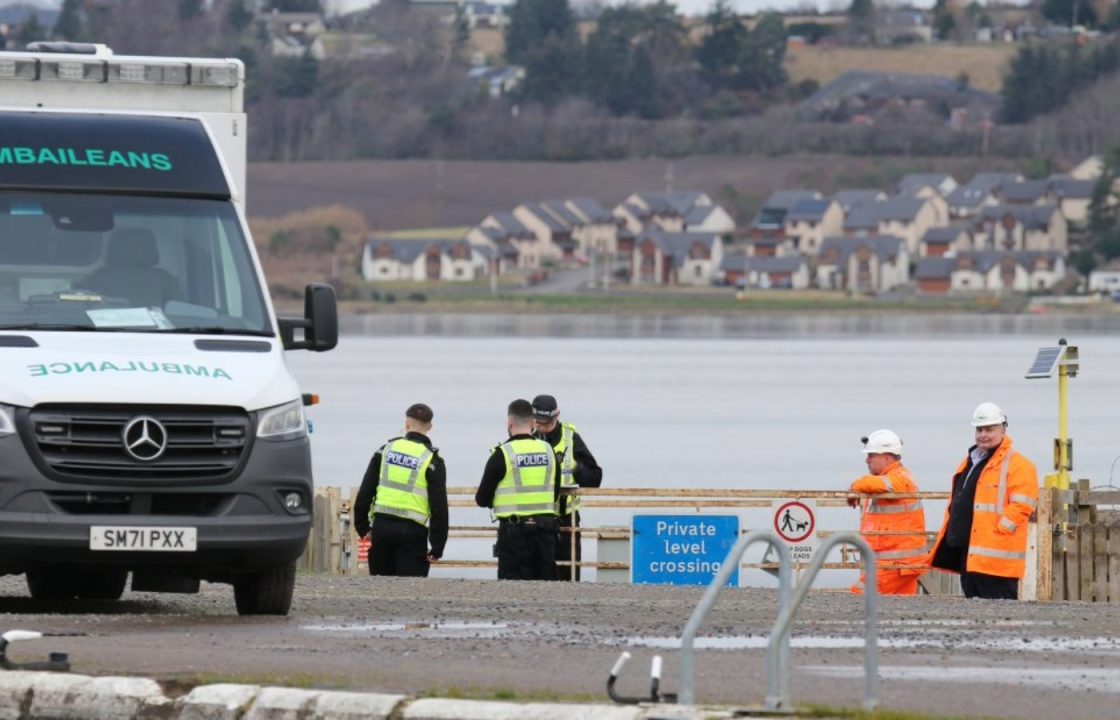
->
[772,499,819,564]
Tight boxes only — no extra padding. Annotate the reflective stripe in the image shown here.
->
[379,446,432,490]
[970,545,1025,560]
[868,500,922,515]
[973,503,998,513]
[876,548,927,560]
[996,451,1015,514]
[1010,493,1037,508]
[379,478,425,494]
[998,517,1018,533]
[879,475,894,492]
[501,501,556,514]
[373,505,429,525]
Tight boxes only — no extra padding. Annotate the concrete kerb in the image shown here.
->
[0,672,742,720]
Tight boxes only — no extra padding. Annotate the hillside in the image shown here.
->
[786,44,1017,93]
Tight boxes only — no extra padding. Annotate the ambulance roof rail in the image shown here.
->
[24,42,113,57]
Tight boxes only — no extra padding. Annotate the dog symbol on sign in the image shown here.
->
[774,501,815,543]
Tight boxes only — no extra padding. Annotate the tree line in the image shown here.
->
[506,0,789,119]
[1001,34,1120,123]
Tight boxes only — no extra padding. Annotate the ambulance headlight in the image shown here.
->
[257,400,306,441]
[0,404,14,436]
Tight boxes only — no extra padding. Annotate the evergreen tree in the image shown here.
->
[53,0,86,42]
[697,0,749,89]
[932,0,956,40]
[628,45,659,118]
[1041,0,1097,27]
[505,0,580,104]
[742,13,787,91]
[505,0,575,65]
[275,51,318,97]
[847,0,874,40]
[228,0,255,34]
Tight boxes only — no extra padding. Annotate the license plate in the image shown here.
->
[90,526,197,552]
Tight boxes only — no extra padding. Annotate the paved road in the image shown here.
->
[1,575,1117,719]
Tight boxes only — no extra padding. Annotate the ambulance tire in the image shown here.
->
[78,569,128,600]
[26,567,83,601]
[233,561,296,616]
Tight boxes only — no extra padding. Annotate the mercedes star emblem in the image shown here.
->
[122,416,168,462]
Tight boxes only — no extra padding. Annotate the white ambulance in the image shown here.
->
[0,43,337,614]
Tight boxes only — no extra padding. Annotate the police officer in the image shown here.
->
[354,403,448,577]
[475,399,561,580]
[531,394,602,581]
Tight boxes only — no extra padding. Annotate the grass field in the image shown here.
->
[786,43,1017,93]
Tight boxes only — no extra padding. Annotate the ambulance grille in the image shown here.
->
[26,405,251,483]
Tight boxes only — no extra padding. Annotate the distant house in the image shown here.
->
[749,190,821,239]
[783,199,843,255]
[1088,259,1120,294]
[920,225,971,257]
[873,196,941,255]
[1001,180,1053,206]
[464,1,508,28]
[799,71,999,126]
[817,235,909,293]
[563,198,619,257]
[264,11,326,59]
[514,203,573,260]
[948,251,1066,293]
[875,9,932,44]
[361,238,490,282]
[746,235,796,258]
[720,255,811,290]
[1070,155,1104,181]
[897,173,957,198]
[614,191,733,236]
[945,173,1020,219]
[467,211,542,268]
[972,204,1068,253]
[632,229,723,285]
[832,189,887,213]
[914,256,956,294]
[1048,176,1096,226]
[467,65,525,98]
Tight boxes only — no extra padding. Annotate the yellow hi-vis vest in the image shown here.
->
[549,422,579,514]
[371,437,433,526]
[492,438,557,518]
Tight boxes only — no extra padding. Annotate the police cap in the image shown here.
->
[531,394,559,421]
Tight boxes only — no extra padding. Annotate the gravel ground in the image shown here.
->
[1,574,1118,719]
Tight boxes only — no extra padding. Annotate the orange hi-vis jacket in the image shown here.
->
[928,435,1038,579]
[850,461,927,570]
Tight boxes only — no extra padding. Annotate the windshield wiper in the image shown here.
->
[159,326,274,337]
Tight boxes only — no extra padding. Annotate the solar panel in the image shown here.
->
[1025,346,1063,379]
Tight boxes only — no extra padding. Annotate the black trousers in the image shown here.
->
[961,572,1019,599]
[368,514,430,577]
[555,511,582,581]
[496,516,557,581]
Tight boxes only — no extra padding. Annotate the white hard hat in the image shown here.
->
[861,429,902,455]
[971,402,1007,427]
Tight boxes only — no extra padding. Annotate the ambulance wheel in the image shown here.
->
[233,561,296,616]
[26,567,83,601]
[78,569,128,600]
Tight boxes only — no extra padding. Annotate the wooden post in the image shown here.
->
[325,486,342,574]
[1094,523,1108,603]
[1108,524,1120,603]
[311,490,331,573]
[1034,488,1052,602]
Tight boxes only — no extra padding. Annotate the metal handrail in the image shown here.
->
[677,531,791,709]
[768,532,879,712]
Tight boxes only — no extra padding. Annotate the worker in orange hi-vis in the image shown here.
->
[847,429,928,596]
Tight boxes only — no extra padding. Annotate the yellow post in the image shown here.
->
[1056,362,1070,491]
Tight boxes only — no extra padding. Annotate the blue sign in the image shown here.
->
[631,514,740,586]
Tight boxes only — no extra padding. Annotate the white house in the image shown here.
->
[783,199,843,256]
[361,238,490,282]
[949,251,1066,293]
[721,255,811,290]
[632,229,723,286]
[817,236,910,293]
[874,197,942,256]
[1088,260,1120,294]
[972,204,1068,253]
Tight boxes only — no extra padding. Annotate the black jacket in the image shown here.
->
[535,423,603,490]
[354,431,449,559]
[475,433,561,510]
